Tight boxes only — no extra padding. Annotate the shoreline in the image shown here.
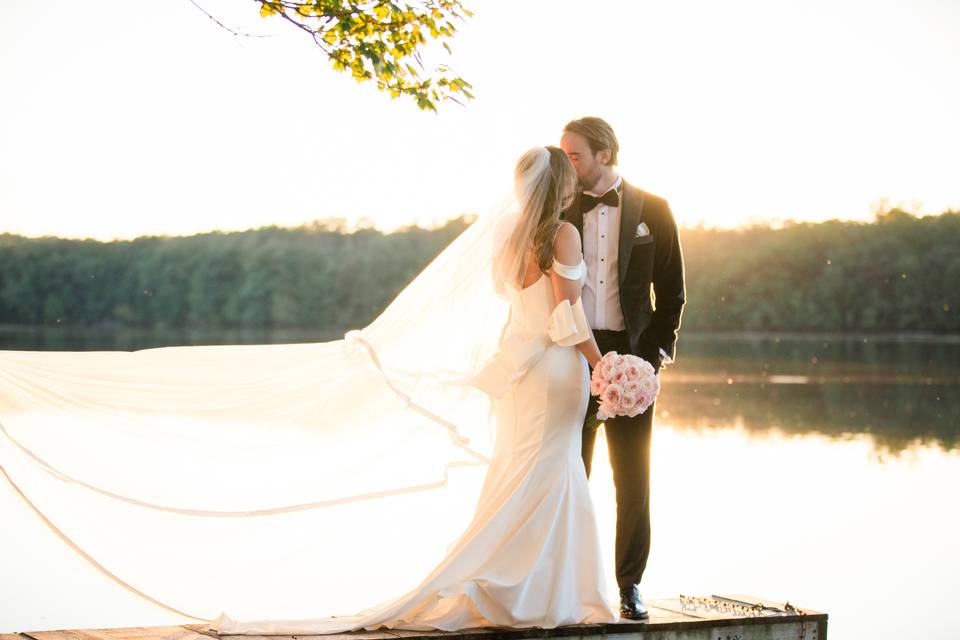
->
[2,323,959,343]
[680,330,960,343]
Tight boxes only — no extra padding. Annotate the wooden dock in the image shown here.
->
[1,595,827,640]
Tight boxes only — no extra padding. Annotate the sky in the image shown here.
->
[1,0,959,240]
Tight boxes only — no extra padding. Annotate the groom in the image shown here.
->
[560,117,686,621]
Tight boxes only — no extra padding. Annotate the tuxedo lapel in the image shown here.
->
[618,180,645,287]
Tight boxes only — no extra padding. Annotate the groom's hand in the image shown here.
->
[637,345,662,373]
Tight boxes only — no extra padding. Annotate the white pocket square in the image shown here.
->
[635,222,650,237]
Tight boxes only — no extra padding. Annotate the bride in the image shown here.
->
[0,146,621,635]
[211,146,617,634]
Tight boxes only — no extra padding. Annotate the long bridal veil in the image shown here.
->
[0,179,541,629]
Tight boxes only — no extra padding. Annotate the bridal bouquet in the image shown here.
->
[589,351,659,421]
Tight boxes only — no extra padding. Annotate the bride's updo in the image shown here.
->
[509,146,578,286]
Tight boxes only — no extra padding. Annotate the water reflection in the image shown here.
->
[658,382,959,453]
[656,334,960,453]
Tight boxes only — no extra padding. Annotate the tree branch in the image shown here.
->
[188,0,271,38]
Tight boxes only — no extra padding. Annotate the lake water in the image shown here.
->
[1,328,958,639]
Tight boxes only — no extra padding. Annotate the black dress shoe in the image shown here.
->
[618,584,650,620]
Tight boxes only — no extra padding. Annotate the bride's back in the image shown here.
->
[520,250,545,289]
[503,243,586,337]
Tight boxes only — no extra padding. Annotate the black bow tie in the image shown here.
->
[580,187,620,213]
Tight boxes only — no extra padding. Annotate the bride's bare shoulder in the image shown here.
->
[552,222,582,265]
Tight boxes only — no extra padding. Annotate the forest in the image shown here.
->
[1,208,957,335]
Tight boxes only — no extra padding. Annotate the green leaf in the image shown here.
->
[257,0,475,111]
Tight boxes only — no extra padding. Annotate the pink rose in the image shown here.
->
[620,391,638,412]
[597,399,618,421]
[608,365,627,386]
[623,380,642,395]
[601,383,624,408]
[600,351,618,372]
[594,359,613,382]
[590,378,604,396]
[603,368,618,383]
[625,364,642,381]
[637,389,657,416]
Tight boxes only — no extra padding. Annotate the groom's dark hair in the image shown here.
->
[563,117,619,166]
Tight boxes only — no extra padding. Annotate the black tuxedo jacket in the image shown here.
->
[562,180,686,370]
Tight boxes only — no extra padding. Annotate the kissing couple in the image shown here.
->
[210,116,686,635]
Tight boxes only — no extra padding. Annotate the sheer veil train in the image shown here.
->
[0,186,515,628]
[0,155,582,631]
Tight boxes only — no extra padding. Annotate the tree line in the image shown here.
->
[0,218,469,334]
[1,208,957,334]
[679,207,959,332]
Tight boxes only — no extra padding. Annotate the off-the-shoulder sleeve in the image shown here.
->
[551,258,586,281]
[546,297,591,347]
[468,295,593,397]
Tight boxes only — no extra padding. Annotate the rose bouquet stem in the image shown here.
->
[584,412,603,432]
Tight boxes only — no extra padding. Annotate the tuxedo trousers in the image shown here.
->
[581,329,654,590]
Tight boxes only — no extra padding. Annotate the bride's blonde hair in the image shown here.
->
[505,146,577,287]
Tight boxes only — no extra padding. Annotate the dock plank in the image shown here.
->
[16,595,828,640]
[181,627,403,640]
[24,626,208,640]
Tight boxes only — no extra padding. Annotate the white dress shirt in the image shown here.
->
[581,175,673,366]
[582,176,625,332]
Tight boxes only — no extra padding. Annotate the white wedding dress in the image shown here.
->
[210,257,619,635]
